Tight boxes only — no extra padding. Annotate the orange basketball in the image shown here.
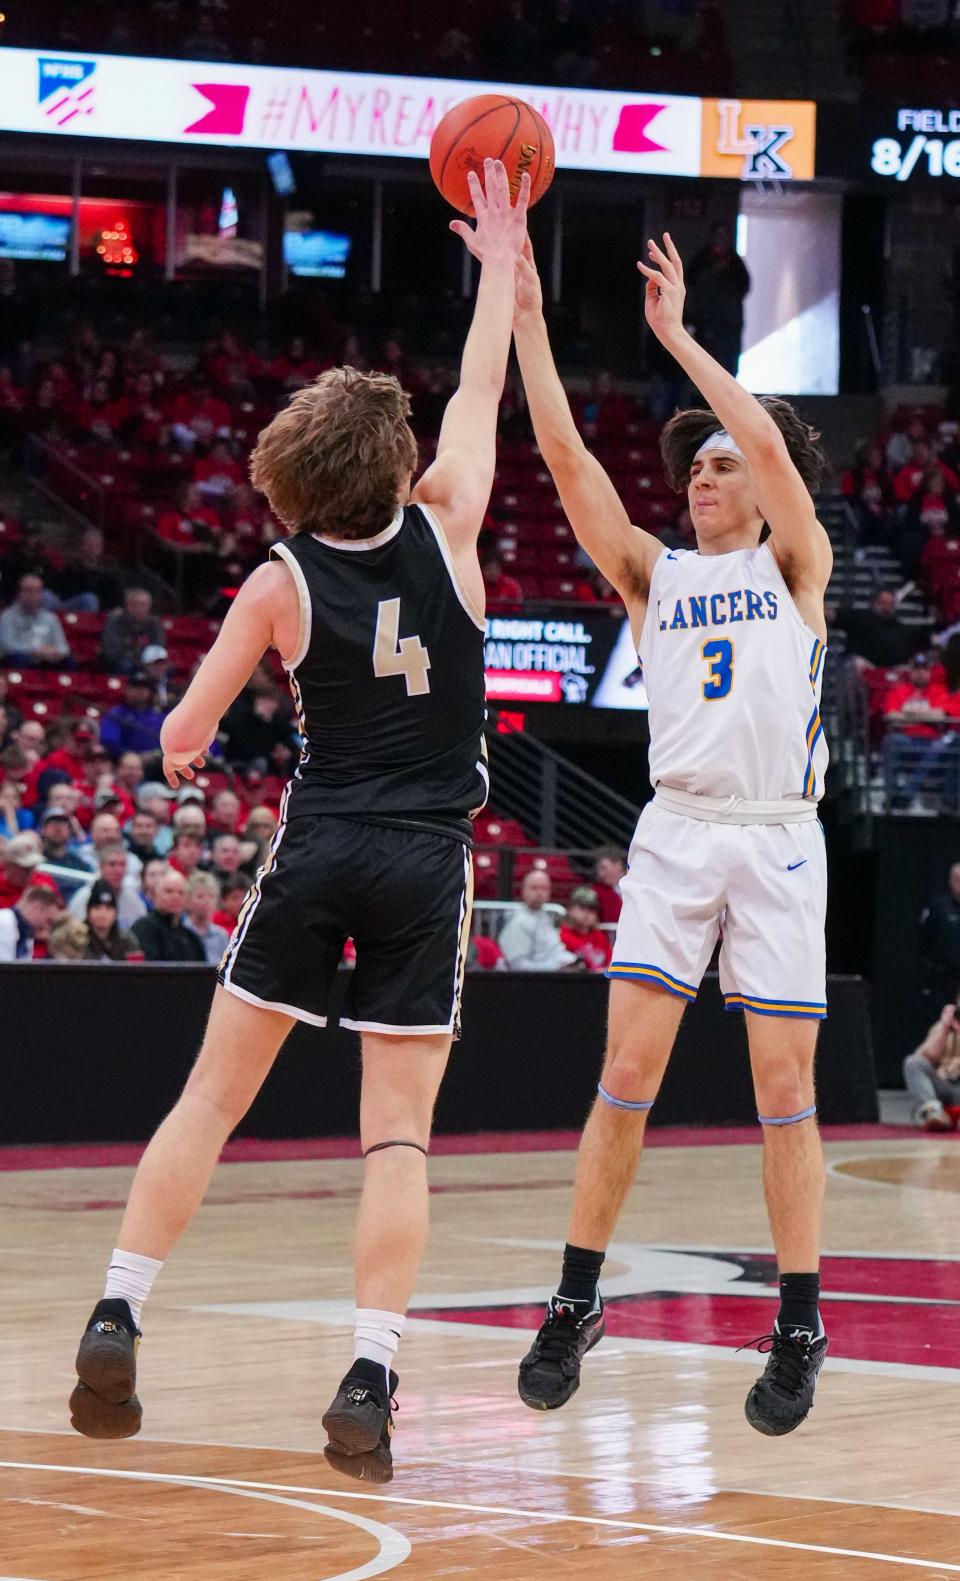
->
[429,94,555,216]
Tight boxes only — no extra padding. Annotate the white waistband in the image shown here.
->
[654,784,820,825]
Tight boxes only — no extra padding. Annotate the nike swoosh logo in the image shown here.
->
[786,860,807,872]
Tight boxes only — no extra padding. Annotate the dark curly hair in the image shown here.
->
[659,398,827,497]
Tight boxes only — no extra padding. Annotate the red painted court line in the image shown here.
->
[0,1124,913,1173]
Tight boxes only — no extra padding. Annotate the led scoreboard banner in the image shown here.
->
[484,611,649,711]
[0,48,816,183]
[817,104,960,184]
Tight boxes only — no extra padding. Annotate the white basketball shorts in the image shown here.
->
[607,801,827,1019]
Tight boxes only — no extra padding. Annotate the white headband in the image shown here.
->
[694,430,746,463]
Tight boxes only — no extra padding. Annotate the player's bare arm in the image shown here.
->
[412,158,530,601]
[512,239,663,629]
[159,560,298,786]
[639,233,833,623]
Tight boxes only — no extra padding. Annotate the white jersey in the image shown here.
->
[640,542,828,803]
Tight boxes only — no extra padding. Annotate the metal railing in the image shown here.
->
[485,714,641,851]
[881,724,960,817]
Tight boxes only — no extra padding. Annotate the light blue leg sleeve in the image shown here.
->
[597,1083,655,1113]
[757,1105,817,1126]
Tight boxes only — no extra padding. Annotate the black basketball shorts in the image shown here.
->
[218,814,473,1036]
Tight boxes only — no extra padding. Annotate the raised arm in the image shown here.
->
[411,159,529,552]
[639,233,833,599]
[511,243,662,615]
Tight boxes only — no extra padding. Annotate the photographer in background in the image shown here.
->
[903,1001,960,1131]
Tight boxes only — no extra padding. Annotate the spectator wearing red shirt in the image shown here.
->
[466,932,505,970]
[901,468,960,574]
[208,789,242,836]
[156,484,221,551]
[0,832,59,908]
[268,336,320,390]
[168,828,206,879]
[841,442,896,541]
[213,872,251,933]
[560,887,612,971]
[894,440,960,503]
[592,846,626,924]
[0,883,59,960]
[193,441,245,503]
[22,718,99,810]
[167,384,232,447]
[883,654,960,811]
[483,551,524,609]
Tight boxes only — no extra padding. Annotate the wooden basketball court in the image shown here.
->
[1,1127,958,1578]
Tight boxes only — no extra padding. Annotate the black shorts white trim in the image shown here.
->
[218,814,473,1036]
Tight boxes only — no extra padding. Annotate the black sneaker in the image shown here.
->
[322,1360,398,1484]
[743,1321,828,1436]
[69,1298,142,1440]
[517,1295,605,1411]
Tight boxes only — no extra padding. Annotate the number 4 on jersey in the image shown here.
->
[373,597,432,697]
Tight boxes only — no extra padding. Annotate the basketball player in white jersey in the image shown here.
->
[511,233,832,1434]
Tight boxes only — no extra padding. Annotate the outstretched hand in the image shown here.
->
[514,236,543,327]
[637,232,687,344]
[450,158,531,264]
[162,751,208,790]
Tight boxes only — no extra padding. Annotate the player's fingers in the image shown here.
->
[637,261,667,286]
[647,238,679,284]
[663,231,684,277]
[513,170,532,222]
[522,233,535,265]
[449,220,479,255]
[466,169,487,215]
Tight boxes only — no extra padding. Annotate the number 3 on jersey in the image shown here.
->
[373,597,431,697]
[701,638,734,700]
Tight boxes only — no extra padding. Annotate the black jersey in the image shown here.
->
[271,503,488,840]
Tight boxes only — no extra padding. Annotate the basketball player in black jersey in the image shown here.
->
[69,160,530,1482]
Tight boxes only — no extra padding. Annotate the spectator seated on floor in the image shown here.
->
[559,886,612,971]
[100,586,165,675]
[83,880,144,962]
[832,589,919,670]
[131,866,206,962]
[882,654,960,811]
[482,551,524,609]
[592,846,627,924]
[69,842,146,931]
[499,870,578,971]
[100,672,167,758]
[182,871,230,965]
[919,863,960,1007]
[903,1001,960,1130]
[0,573,71,667]
[0,882,60,960]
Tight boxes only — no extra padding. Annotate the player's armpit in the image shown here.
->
[549,441,662,607]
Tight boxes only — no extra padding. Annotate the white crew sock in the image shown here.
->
[353,1308,405,1384]
[103,1248,164,1328]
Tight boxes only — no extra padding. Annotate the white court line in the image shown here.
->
[0,1464,408,1581]
[1,1460,958,1573]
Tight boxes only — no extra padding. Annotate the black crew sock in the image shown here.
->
[556,1243,605,1308]
[777,1272,821,1337]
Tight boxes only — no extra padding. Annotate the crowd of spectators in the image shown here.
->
[6,0,734,95]
[828,401,960,810]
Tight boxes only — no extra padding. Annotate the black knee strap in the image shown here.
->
[363,1139,429,1159]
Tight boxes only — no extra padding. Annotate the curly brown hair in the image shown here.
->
[250,367,419,541]
[659,398,827,497]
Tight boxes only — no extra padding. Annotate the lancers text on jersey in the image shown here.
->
[658,588,780,632]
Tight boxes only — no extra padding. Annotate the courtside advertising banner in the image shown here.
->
[1,48,815,181]
[484,611,649,710]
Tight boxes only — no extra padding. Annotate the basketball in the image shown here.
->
[429,94,555,216]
